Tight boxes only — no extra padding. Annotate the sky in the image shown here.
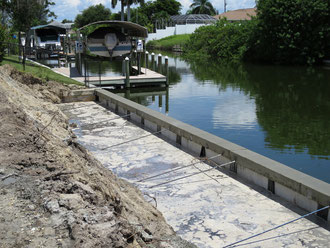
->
[50,0,256,22]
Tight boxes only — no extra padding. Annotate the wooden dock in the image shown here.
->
[53,66,166,87]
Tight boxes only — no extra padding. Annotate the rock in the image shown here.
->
[44,199,60,214]
[59,194,84,210]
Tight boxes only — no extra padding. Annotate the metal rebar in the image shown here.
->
[223,205,330,248]
[137,154,222,183]
[149,161,235,188]
[101,130,162,150]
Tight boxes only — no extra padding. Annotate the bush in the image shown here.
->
[184,19,257,61]
[249,0,330,65]
[147,34,191,51]
[184,0,330,65]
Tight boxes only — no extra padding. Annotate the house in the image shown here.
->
[214,8,257,22]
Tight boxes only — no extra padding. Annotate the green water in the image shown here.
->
[124,54,330,183]
[39,54,330,183]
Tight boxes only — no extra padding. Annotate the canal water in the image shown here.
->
[39,54,330,183]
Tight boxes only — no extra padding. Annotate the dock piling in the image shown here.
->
[125,57,130,88]
[165,56,169,86]
[166,86,169,113]
[145,51,149,73]
[138,52,142,75]
[98,61,101,87]
[151,53,155,71]
[158,54,162,73]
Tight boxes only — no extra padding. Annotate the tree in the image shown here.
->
[62,19,73,24]
[132,0,181,25]
[126,0,144,22]
[5,0,56,32]
[250,0,330,65]
[189,0,216,16]
[74,4,111,28]
[111,0,125,21]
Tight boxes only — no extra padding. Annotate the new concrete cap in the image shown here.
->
[146,51,149,54]
[125,57,129,61]
[158,54,162,57]
[165,56,169,59]
[151,52,155,55]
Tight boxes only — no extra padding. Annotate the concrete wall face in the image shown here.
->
[66,89,330,222]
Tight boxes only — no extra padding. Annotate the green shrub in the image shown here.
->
[184,19,256,62]
[147,34,190,50]
[249,0,330,65]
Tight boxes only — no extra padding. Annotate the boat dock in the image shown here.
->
[53,65,167,88]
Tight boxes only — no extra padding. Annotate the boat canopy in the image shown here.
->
[30,21,68,34]
[78,21,148,38]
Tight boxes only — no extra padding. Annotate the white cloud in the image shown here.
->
[87,0,107,5]
[50,0,256,22]
[181,0,256,14]
[63,0,81,8]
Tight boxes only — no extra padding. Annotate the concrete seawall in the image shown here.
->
[64,88,330,222]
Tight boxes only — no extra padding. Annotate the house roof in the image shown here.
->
[214,8,257,21]
[170,15,217,24]
[30,21,73,34]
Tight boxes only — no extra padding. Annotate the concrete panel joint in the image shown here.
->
[268,179,275,194]
[200,146,206,158]
[176,135,182,145]
[230,162,237,174]
[316,204,329,221]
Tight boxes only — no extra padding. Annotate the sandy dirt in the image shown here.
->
[0,65,195,248]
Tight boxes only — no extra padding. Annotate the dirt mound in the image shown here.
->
[0,65,195,248]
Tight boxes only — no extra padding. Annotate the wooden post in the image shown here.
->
[98,60,101,87]
[84,57,87,87]
[158,94,163,108]
[125,57,130,88]
[158,53,162,73]
[138,52,142,75]
[166,86,169,114]
[165,56,169,86]
[151,52,155,71]
[18,32,21,62]
[122,56,125,76]
[22,46,25,71]
[145,51,149,69]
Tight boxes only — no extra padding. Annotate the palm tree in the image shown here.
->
[111,0,125,21]
[190,0,217,16]
[126,0,144,22]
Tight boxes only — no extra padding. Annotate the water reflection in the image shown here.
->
[212,89,257,130]
[39,52,330,182]
[124,53,330,182]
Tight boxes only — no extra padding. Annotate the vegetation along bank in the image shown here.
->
[184,0,330,65]
[147,34,190,51]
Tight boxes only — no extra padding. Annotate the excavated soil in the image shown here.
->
[0,65,195,248]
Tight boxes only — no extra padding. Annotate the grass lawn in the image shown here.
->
[147,34,190,51]
[1,55,82,85]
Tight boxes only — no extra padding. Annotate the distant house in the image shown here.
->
[214,8,257,22]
